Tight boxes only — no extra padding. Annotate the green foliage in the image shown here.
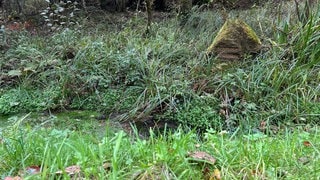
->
[0,87,62,115]
[2,0,48,16]
[303,102,320,123]
[1,2,320,130]
[274,1,320,66]
[40,0,81,31]
[0,116,319,179]
[70,88,139,113]
[168,96,222,130]
[1,2,320,179]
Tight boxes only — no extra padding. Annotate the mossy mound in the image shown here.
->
[207,19,261,61]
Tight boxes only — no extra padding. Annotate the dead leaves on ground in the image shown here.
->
[4,165,41,180]
[187,151,216,165]
[187,151,222,180]
[55,165,81,176]
[4,165,83,179]
[203,167,221,180]
[4,176,23,180]
[303,140,312,147]
[3,161,115,179]
[212,169,221,180]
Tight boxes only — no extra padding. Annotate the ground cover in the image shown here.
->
[0,0,319,179]
[0,112,319,179]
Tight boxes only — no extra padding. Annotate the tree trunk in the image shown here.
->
[145,0,153,34]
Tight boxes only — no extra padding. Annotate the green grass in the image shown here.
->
[0,1,320,178]
[0,115,319,179]
[1,1,319,130]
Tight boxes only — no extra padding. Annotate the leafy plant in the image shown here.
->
[40,0,80,31]
[166,96,222,130]
[0,87,62,115]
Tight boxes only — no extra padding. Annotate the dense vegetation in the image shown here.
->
[1,114,319,179]
[0,0,319,179]
[1,1,319,130]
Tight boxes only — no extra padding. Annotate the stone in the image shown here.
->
[207,19,261,61]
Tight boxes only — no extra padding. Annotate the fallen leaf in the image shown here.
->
[65,165,81,174]
[4,176,22,180]
[188,151,216,165]
[303,141,311,147]
[212,168,221,180]
[56,165,81,175]
[6,22,23,31]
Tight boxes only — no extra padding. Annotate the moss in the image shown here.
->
[207,18,261,60]
[237,20,261,43]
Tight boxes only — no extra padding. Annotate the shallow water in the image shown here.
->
[0,111,103,133]
[0,111,178,139]
[0,115,13,128]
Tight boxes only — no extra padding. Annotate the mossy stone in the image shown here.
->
[207,19,261,61]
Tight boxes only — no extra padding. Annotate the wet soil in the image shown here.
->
[0,111,179,139]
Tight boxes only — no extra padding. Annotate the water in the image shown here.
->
[0,115,12,128]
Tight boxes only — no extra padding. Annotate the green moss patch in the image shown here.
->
[207,19,261,61]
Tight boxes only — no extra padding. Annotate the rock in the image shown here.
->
[207,19,261,61]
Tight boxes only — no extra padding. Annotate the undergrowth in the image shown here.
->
[0,1,319,130]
